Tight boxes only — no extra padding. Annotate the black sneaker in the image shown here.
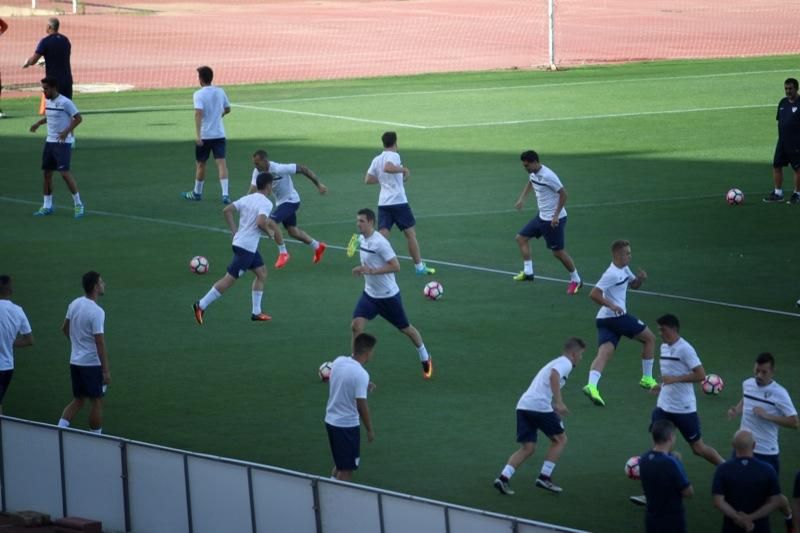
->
[535,476,563,493]
[789,192,800,204]
[763,192,785,203]
[493,477,515,495]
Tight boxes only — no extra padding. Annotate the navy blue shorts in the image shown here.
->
[0,370,14,403]
[793,470,799,498]
[352,291,410,330]
[70,364,104,399]
[326,423,360,471]
[651,408,702,444]
[596,314,647,347]
[518,216,567,251]
[41,142,72,172]
[270,202,300,228]
[226,246,264,278]
[195,138,226,162]
[754,453,780,476]
[378,204,416,232]
[773,141,800,170]
[516,409,564,443]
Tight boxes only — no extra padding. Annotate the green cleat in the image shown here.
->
[74,204,85,219]
[639,376,658,390]
[512,271,534,282]
[582,384,605,406]
[415,263,436,276]
[346,233,359,257]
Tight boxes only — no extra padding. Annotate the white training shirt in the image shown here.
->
[594,263,636,319]
[368,151,408,206]
[65,296,105,366]
[193,85,230,140]
[359,231,400,299]
[325,355,370,428]
[232,193,273,252]
[0,300,32,371]
[656,337,702,414]
[529,164,567,221]
[44,94,79,144]
[516,355,574,413]
[740,377,797,455]
[250,162,300,205]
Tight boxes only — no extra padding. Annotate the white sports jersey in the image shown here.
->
[65,297,105,366]
[193,85,230,139]
[325,355,370,428]
[656,337,702,414]
[594,263,636,319]
[359,231,400,298]
[250,162,300,205]
[368,151,408,206]
[516,355,574,413]
[44,94,79,144]
[232,193,273,252]
[740,377,797,455]
[529,164,566,221]
[0,300,32,371]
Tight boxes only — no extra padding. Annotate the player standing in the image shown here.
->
[582,239,657,407]
[365,131,435,276]
[0,275,34,414]
[764,78,800,204]
[183,66,231,204]
[493,337,585,495]
[23,18,72,100]
[350,208,432,378]
[513,151,582,294]
[193,172,284,324]
[248,149,328,268]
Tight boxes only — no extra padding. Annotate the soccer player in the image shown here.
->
[183,66,231,204]
[365,131,435,276]
[248,149,328,268]
[0,275,34,414]
[582,240,657,407]
[324,332,377,482]
[493,337,585,496]
[29,77,84,218]
[57,271,110,434]
[764,78,800,204]
[23,18,72,100]
[637,420,693,533]
[350,208,432,378]
[193,172,284,324]
[513,150,582,294]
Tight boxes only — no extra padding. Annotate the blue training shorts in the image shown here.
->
[226,246,265,278]
[0,370,13,403]
[651,408,702,443]
[326,423,361,471]
[41,142,72,172]
[516,409,564,443]
[596,314,647,348]
[70,364,104,399]
[378,204,416,232]
[195,138,226,162]
[517,216,567,251]
[270,202,300,228]
[352,291,410,330]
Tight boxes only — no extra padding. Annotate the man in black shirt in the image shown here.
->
[765,78,800,204]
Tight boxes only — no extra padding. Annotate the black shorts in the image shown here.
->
[773,140,800,170]
[651,408,702,444]
[70,364,104,399]
[326,423,360,471]
[195,138,226,162]
[42,142,72,172]
[515,409,564,443]
[517,216,567,251]
[0,370,14,403]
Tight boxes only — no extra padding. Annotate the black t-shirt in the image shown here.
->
[712,457,780,533]
[640,450,690,532]
[776,96,800,145]
[35,33,72,86]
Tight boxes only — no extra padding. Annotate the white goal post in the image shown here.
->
[31,0,78,14]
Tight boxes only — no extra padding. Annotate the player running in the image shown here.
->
[248,149,328,268]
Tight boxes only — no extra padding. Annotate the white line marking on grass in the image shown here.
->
[231,103,427,129]
[3,195,796,318]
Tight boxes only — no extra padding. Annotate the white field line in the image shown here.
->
[231,103,427,129]
[3,195,797,319]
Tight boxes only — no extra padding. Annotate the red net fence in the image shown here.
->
[1,0,799,96]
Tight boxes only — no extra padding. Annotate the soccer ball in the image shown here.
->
[702,373,724,395]
[423,281,444,300]
[726,188,744,205]
[318,361,333,382]
[625,456,641,480]
[189,255,209,274]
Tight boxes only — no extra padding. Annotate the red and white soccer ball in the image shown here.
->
[702,373,724,395]
[318,361,333,382]
[189,255,209,274]
[726,188,744,205]
[625,456,641,480]
[423,281,444,300]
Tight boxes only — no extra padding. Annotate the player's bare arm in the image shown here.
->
[297,165,327,193]
[61,319,70,337]
[663,365,706,385]
[589,287,623,315]
[356,398,374,442]
[727,399,743,419]
[515,181,533,210]
[383,162,409,178]
[751,408,800,429]
[22,52,42,68]
[262,217,284,245]
[194,109,203,145]
[551,188,567,227]
[29,117,47,132]
[58,113,82,143]
[364,173,379,184]
[550,369,568,415]
[13,333,34,348]
[629,270,647,290]
[222,106,230,117]
[223,204,237,235]
[95,333,111,385]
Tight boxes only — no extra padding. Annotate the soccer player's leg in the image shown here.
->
[271,207,294,268]
[766,144,787,202]
[250,261,271,322]
[185,146,209,200]
[536,414,566,493]
[351,293,378,349]
[495,410,538,495]
[211,140,230,204]
[34,146,56,216]
[514,217,541,281]
[194,250,244,323]
[584,322,620,406]
[380,293,432,378]
[630,320,657,389]
[789,155,800,204]
[546,218,581,294]
[326,423,360,481]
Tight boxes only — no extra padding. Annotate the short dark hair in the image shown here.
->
[197,66,214,84]
[252,149,268,160]
[353,333,377,356]
[381,131,397,148]
[41,77,58,89]
[656,314,680,331]
[785,78,799,90]
[48,18,60,31]
[563,337,585,351]
[82,271,101,294]
[0,275,11,297]
[611,239,630,253]
[756,352,775,368]
[357,208,376,223]
[255,172,274,190]
[520,150,540,163]
[651,419,675,444]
